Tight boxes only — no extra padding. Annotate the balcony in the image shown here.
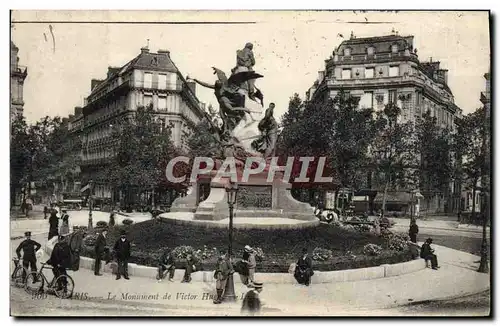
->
[330,52,419,67]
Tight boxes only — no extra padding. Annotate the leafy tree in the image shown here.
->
[415,111,453,210]
[370,103,416,216]
[104,105,183,207]
[10,115,33,206]
[187,104,223,159]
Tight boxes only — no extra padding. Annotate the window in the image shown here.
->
[367,46,375,55]
[144,95,153,107]
[158,74,167,89]
[389,90,397,104]
[391,44,399,53]
[342,69,352,79]
[158,96,167,110]
[360,91,374,109]
[344,48,351,56]
[389,66,400,77]
[365,68,374,78]
[144,73,153,88]
[168,73,177,88]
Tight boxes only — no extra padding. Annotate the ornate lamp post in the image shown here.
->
[224,181,238,302]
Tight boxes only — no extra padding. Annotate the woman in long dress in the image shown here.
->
[60,211,70,235]
[294,248,314,286]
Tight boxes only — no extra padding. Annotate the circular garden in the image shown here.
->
[78,217,414,273]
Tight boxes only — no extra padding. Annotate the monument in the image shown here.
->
[171,43,314,222]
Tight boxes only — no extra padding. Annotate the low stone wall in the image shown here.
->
[162,216,320,230]
[44,237,426,284]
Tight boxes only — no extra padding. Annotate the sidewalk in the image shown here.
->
[391,217,489,234]
[21,238,489,315]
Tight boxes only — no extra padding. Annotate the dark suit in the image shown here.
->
[113,238,131,278]
[158,252,175,280]
[420,243,439,268]
[241,289,261,315]
[16,239,41,279]
[47,241,71,289]
[294,255,314,286]
[94,233,107,275]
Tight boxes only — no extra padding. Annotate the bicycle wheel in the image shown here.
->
[53,275,74,299]
[25,272,44,294]
[11,266,28,288]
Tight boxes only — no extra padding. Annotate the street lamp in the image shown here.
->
[224,181,238,302]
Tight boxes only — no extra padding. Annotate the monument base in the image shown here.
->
[170,169,314,222]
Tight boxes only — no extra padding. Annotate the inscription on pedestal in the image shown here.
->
[237,186,272,209]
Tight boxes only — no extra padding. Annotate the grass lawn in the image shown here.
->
[81,218,412,272]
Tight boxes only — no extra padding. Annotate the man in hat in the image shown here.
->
[213,250,233,304]
[113,230,131,280]
[242,245,257,287]
[16,231,42,281]
[157,249,176,282]
[241,281,263,315]
[48,210,59,240]
[94,228,108,276]
[47,234,71,291]
[420,238,440,270]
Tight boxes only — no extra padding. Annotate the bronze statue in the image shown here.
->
[251,103,278,158]
[232,42,257,99]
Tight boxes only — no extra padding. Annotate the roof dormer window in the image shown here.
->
[367,46,375,55]
[343,48,351,56]
[391,44,399,53]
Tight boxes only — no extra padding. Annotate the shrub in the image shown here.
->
[96,221,108,228]
[312,247,333,261]
[122,219,134,226]
[363,243,382,256]
[354,224,372,233]
[388,233,409,252]
[83,234,98,247]
[172,245,196,260]
[73,225,88,233]
[196,245,217,260]
[254,247,265,261]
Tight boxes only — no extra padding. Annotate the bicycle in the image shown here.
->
[24,262,74,299]
[11,258,28,288]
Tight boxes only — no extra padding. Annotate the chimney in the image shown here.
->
[187,81,196,95]
[158,49,170,56]
[141,47,150,54]
[75,106,83,115]
[107,67,119,79]
[91,79,102,91]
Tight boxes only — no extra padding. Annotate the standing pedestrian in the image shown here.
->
[113,230,131,280]
[242,245,256,288]
[48,211,59,241]
[60,210,70,236]
[94,228,108,276]
[16,231,41,281]
[409,220,419,243]
[109,210,116,227]
[43,206,48,219]
[213,250,232,304]
[241,282,263,315]
[294,248,314,286]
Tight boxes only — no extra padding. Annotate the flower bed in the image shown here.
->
[78,218,413,273]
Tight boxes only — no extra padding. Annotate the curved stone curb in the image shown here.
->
[44,237,425,284]
[159,215,320,230]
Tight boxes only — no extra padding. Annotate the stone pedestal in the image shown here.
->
[171,168,314,221]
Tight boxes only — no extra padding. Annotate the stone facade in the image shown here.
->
[10,41,27,121]
[78,47,205,204]
[305,34,463,214]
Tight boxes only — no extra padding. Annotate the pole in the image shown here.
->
[224,202,237,302]
[88,182,94,230]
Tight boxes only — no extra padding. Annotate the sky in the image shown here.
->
[11,10,490,124]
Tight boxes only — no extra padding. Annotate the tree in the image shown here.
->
[107,105,180,207]
[415,111,453,211]
[370,103,416,216]
[10,115,33,206]
[187,104,223,159]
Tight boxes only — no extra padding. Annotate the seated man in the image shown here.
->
[158,249,175,282]
[46,234,71,290]
[420,238,440,270]
[294,248,314,286]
